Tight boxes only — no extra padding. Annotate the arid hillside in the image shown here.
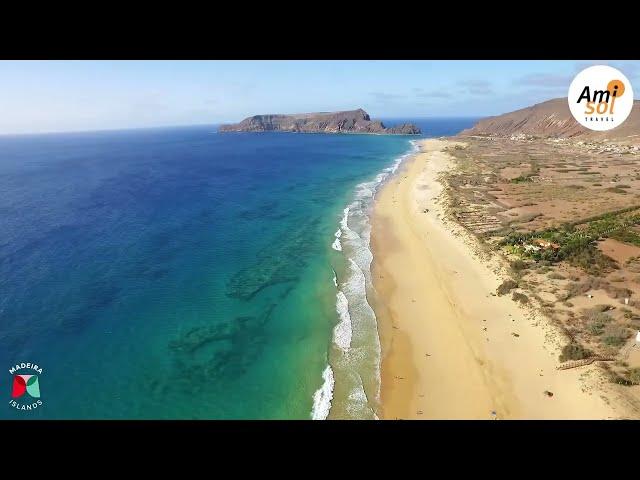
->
[460,98,640,145]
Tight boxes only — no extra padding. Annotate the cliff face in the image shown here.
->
[459,98,640,143]
[218,109,421,135]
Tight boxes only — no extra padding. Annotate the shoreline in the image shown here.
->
[371,138,631,419]
[317,142,419,420]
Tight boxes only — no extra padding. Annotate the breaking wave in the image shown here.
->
[312,141,418,419]
[311,365,335,420]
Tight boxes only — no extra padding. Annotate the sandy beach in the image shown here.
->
[371,139,635,419]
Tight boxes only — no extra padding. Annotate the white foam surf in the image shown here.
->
[340,207,349,230]
[311,365,335,420]
[333,291,352,350]
[312,141,419,419]
[346,383,370,417]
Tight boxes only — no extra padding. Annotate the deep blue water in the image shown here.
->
[0,118,476,419]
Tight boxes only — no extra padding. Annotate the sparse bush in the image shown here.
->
[559,343,592,362]
[601,324,628,346]
[511,259,527,272]
[517,213,542,224]
[512,292,529,304]
[593,304,614,312]
[607,286,632,299]
[548,272,566,280]
[588,319,608,335]
[607,370,633,385]
[511,175,533,183]
[585,309,613,336]
[564,277,606,299]
[628,368,640,385]
[565,246,618,276]
[497,279,518,296]
[611,229,640,247]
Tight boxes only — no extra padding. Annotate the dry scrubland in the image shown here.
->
[446,135,640,393]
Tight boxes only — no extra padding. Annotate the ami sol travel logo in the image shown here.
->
[8,362,43,412]
[568,65,634,131]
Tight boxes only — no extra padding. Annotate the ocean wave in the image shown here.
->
[340,207,349,230]
[314,142,418,419]
[311,365,335,420]
[333,291,352,350]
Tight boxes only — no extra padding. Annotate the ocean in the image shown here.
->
[0,118,476,419]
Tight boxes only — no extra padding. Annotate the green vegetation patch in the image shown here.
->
[498,208,640,274]
[565,244,618,276]
[511,175,533,183]
[610,229,640,247]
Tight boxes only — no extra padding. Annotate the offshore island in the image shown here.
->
[218,108,421,135]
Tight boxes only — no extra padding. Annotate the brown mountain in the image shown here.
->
[459,98,640,144]
[218,109,421,135]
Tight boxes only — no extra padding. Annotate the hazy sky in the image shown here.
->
[1,60,639,134]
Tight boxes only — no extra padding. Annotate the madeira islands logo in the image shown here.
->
[568,65,634,131]
[8,362,43,412]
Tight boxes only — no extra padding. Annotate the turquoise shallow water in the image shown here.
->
[0,119,476,419]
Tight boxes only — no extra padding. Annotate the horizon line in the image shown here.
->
[0,116,485,138]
